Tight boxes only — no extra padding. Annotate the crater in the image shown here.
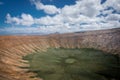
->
[0,28,120,80]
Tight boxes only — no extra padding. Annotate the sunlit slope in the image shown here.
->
[0,28,120,80]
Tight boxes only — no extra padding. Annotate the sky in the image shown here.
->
[0,0,120,35]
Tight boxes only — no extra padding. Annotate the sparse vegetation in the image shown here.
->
[23,48,119,80]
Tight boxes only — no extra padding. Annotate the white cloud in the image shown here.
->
[30,0,60,14]
[103,0,120,13]
[106,14,120,21]
[75,0,102,17]
[0,27,43,35]
[5,0,120,34]
[6,13,34,26]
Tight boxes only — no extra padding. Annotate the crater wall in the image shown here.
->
[0,28,120,80]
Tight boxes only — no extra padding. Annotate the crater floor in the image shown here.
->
[23,48,119,80]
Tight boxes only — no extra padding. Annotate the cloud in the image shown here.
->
[5,0,120,34]
[6,13,34,26]
[106,13,120,21]
[103,0,120,13]
[0,27,44,35]
[30,0,60,14]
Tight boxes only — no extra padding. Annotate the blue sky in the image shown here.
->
[0,0,120,35]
